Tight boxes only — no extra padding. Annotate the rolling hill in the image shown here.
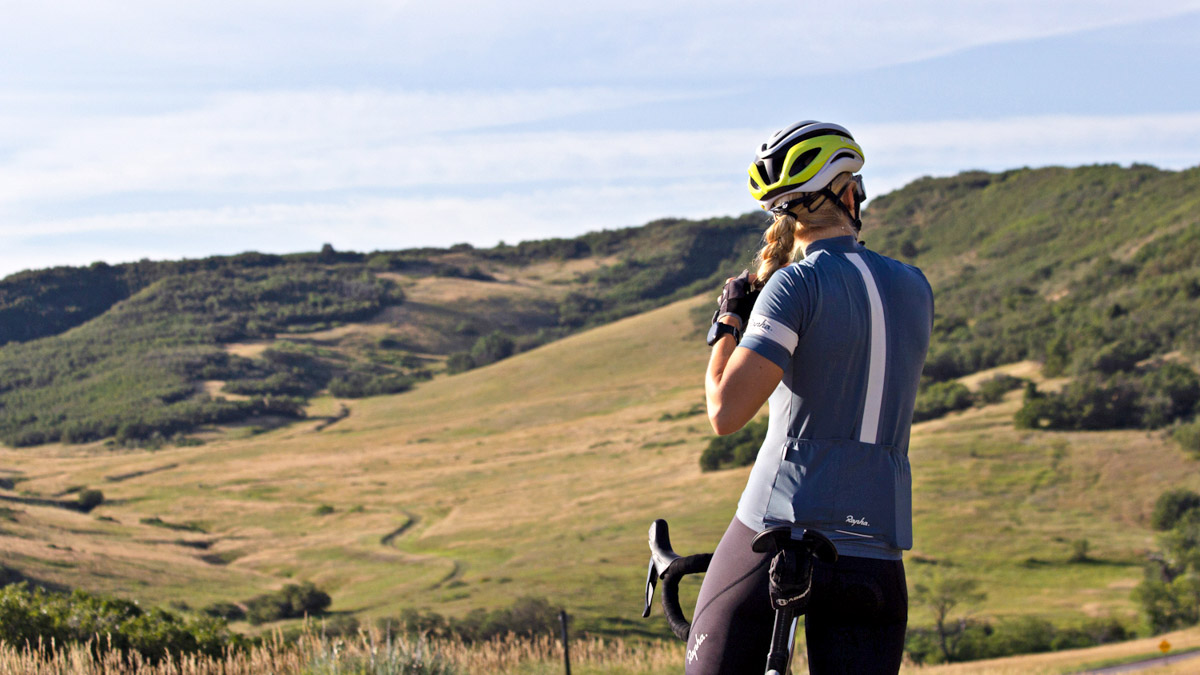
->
[0,163,1198,662]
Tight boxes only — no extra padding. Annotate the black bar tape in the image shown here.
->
[659,553,713,642]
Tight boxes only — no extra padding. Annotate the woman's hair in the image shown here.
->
[753,172,856,286]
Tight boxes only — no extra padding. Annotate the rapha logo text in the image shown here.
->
[845,515,870,527]
[687,633,707,664]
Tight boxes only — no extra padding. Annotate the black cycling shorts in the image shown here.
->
[684,518,907,675]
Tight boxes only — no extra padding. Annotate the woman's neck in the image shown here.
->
[798,223,857,255]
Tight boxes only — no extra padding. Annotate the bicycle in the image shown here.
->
[641,518,837,674]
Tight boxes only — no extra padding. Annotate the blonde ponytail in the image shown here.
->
[754,212,801,286]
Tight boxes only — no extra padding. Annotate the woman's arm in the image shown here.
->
[705,319,784,435]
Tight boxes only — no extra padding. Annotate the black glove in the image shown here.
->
[768,548,815,613]
[712,270,759,330]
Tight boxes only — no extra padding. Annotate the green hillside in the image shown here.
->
[0,163,1198,665]
[0,216,764,447]
[869,164,1200,379]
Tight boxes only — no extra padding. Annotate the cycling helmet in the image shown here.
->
[747,120,864,210]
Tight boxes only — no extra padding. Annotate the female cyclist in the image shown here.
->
[689,121,933,674]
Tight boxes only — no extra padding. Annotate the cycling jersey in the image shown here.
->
[736,235,933,559]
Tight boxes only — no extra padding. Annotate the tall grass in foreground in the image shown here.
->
[0,630,686,674]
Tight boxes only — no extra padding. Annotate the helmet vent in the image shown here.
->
[756,159,772,182]
[788,148,821,178]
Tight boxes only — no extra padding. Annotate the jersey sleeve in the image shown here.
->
[739,264,815,370]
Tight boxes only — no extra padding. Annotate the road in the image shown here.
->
[1082,649,1200,674]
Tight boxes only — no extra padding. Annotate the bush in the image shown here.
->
[558,292,603,328]
[1151,489,1200,531]
[1077,340,1148,375]
[313,504,335,516]
[202,601,246,621]
[1134,573,1200,633]
[469,332,515,368]
[76,489,104,512]
[1175,419,1200,457]
[1016,363,1200,430]
[445,352,474,374]
[974,374,1025,406]
[913,381,973,422]
[0,583,241,662]
[244,582,332,625]
[381,596,559,643]
[327,372,413,398]
[904,614,1131,664]
[699,418,767,472]
[1069,539,1090,563]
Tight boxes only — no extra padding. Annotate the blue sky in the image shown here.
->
[2,1,1199,278]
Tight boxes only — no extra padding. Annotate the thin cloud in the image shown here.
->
[4,111,1199,278]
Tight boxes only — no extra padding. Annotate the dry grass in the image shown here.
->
[1,292,1198,643]
[0,630,684,675]
[6,625,1200,674]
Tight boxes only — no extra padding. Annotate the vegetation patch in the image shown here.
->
[699,418,768,472]
[1016,362,1199,430]
[379,596,560,644]
[0,582,244,662]
[242,582,331,625]
[1134,488,1200,633]
[140,516,205,533]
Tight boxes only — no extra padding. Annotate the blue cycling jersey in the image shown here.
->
[735,235,933,560]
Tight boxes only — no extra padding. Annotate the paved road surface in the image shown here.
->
[1081,649,1200,674]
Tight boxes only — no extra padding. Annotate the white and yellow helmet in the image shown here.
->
[747,120,864,210]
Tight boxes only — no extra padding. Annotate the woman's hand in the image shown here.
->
[714,270,760,332]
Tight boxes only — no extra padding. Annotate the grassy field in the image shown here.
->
[1,288,1197,650]
[4,624,1200,673]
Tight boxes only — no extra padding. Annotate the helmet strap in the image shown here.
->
[824,180,866,232]
[771,177,866,232]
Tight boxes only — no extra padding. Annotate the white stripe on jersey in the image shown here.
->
[743,312,799,353]
[846,253,887,445]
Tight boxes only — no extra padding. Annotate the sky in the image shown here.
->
[2,1,1199,278]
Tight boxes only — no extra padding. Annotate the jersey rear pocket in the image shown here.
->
[766,438,911,549]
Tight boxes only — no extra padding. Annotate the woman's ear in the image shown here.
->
[840,184,857,212]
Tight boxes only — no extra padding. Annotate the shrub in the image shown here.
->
[699,418,768,472]
[321,613,360,637]
[202,601,246,621]
[1175,419,1200,457]
[1151,489,1200,531]
[904,614,1130,664]
[913,381,973,422]
[1077,340,1147,375]
[1016,363,1200,430]
[1069,539,1090,563]
[974,374,1025,406]
[469,332,515,368]
[0,583,241,662]
[445,352,474,374]
[558,293,603,328]
[327,372,413,398]
[313,504,335,516]
[244,582,332,625]
[382,596,559,643]
[76,489,104,512]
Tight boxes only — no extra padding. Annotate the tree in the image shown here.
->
[912,571,987,662]
[469,331,515,367]
[1152,489,1200,531]
[1136,493,1200,632]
